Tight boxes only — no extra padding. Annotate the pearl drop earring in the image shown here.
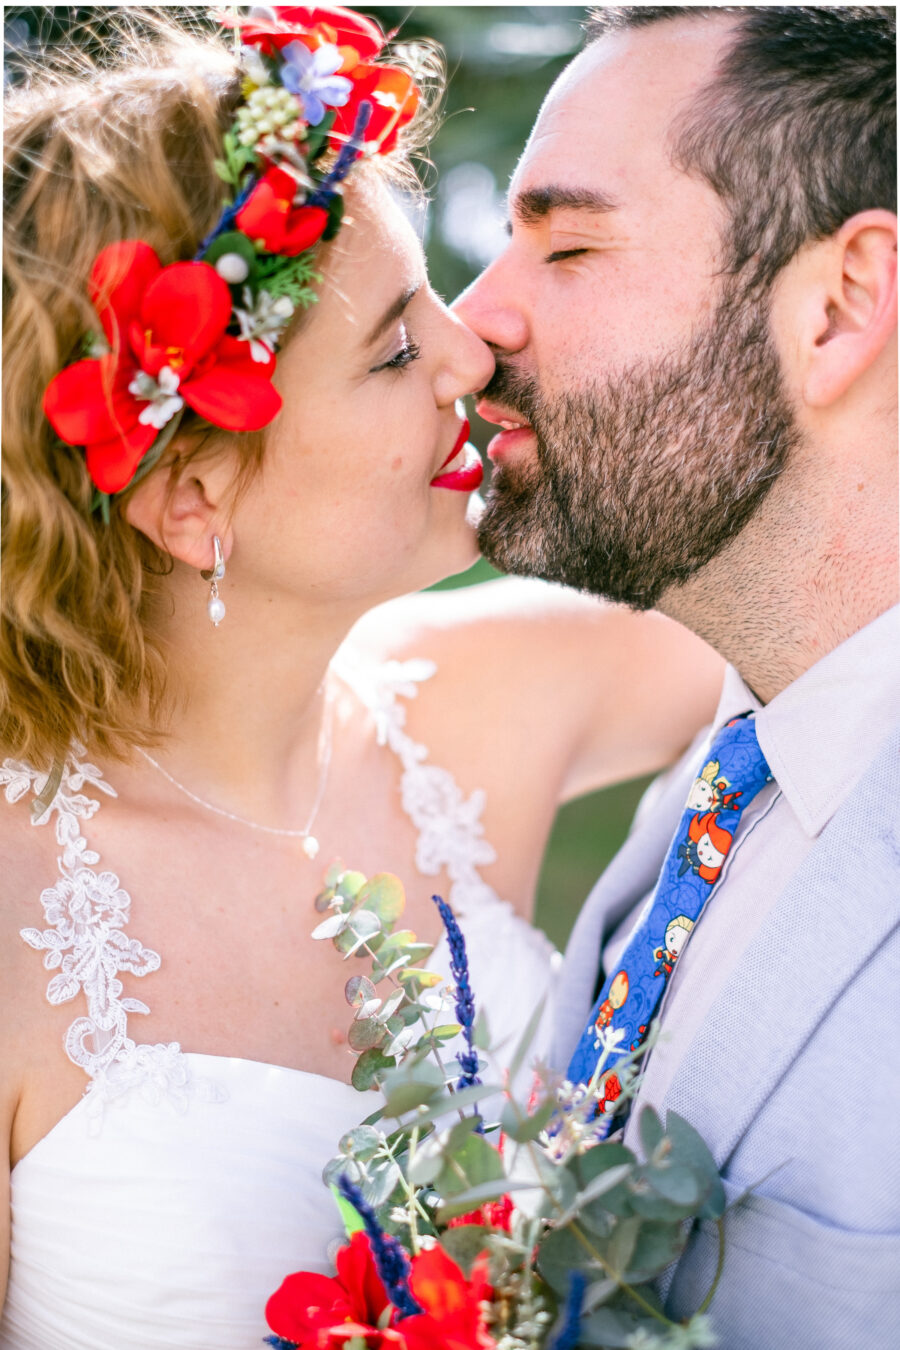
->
[201,535,226,626]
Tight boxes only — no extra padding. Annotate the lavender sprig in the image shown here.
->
[432,894,482,1092]
[307,100,373,206]
[336,1174,424,1319]
[263,1337,298,1350]
[546,1271,586,1350]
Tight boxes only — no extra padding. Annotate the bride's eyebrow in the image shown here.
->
[364,283,421,347]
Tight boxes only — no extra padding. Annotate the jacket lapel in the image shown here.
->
[552,735,708,1069]
[660,726,900,1168]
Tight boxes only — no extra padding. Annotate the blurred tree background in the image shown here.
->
[3,5,653,951]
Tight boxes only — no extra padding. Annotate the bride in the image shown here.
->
[0,7,723,1347]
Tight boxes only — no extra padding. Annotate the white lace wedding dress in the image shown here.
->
[0,655,558,1350]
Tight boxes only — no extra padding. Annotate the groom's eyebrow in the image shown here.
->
[365,283,422,346]
[509,185,622,228]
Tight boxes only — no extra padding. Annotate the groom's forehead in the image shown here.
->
[510,18,732,207]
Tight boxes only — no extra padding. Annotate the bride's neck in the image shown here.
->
[146,572,361,823]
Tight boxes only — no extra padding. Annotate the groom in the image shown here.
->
[455,6,898,1346]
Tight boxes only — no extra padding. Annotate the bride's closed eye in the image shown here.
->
[372,326,422,373]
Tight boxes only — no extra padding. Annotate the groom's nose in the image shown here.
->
[452,259,529,357]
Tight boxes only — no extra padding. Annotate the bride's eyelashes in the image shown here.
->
[372,326,422,373]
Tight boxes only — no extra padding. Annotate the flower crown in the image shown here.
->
[42,5,420,510]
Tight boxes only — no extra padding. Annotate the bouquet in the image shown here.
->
[264,864,733,1350]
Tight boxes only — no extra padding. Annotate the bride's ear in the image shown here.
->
[124,443,235,572]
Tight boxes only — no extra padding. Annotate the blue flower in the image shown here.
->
[431,895,482,1093]
[336,1175,423,1319]
[279,41,352,126]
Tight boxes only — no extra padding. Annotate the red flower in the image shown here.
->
[266,1237,495,1350]
[229,6,385,68]
[400,1246,495,1350]
[332,64,419,154]
[43,241,281,493]
[266,1231,403,1349]
[235,166,329,256]
[446,1194,513,1233]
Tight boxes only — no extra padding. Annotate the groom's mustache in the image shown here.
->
[477,357,541,427]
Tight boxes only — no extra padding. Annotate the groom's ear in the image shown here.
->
[785,209,897,409]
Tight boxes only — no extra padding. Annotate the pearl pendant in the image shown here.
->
[302,835,320,860]
[208,596,226,626]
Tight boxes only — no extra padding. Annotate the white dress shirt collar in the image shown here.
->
[712,603,900,838]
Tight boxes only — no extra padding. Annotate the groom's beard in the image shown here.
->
[476,282,800,609]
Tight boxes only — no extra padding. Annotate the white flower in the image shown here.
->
[130,365,184,429]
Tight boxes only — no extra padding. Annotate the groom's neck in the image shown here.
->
[656,440,899,704]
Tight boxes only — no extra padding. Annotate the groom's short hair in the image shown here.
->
[586,6,896,289]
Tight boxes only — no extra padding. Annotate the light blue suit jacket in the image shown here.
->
[552,725,900,1349]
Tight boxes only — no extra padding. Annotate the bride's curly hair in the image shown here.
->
[2,7,444,774]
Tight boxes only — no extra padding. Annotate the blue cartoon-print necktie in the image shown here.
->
[567,713,772,1117]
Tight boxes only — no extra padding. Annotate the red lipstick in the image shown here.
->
[430,419,484,492]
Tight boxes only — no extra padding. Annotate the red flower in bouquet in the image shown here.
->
[446,1194,514,1233]
[43,241,281,492]
[331,64,418,154]
[232,5,386,67]
[267,1236,495,1350]
[401,1245,495,1350]
[235,166,330,255]
[266,1230,403,1348]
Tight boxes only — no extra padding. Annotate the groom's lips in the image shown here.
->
[475,398,536,464]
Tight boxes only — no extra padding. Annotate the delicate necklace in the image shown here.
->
[137,682,335,859]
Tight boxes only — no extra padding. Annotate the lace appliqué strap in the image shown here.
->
[333,651,500,918]
[2,744,221,1123]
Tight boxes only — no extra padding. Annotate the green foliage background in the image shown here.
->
[4,5,653,950]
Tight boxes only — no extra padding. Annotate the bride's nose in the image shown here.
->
[435,308,496,404]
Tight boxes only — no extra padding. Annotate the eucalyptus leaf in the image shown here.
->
[556,1163,635,1229]
[377,989,406,1024]
[623,1219,687,1281]
[606,1214,641,1278]
[578,1304,661,1348]
[665,1111,727,1220]
[338,1125,382,1160]
[571,1143,636,1218]
[439,1225,492,1277]
[407,1135,445,1187]
[337,870,367,901]
[400,1082,502,1129]
[312,912,350,940]
[582,1277,619,1312]
[639,1105,665,1160]
[361,1158,402,1210]
[381,1059,445,1117]
[372,954,411,982]
[535,1224,600,1296]
[345,975,377,1008]
[499,1098,556,1143]
[358,873,406,925]
[384,1026,417,1058]
[645,1161,707,1208]
[314,889,334,913]
[351,1048,393,1092]
[398,967,444,989]
[348,1019,386,1053]
[433,1131,505,1199]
